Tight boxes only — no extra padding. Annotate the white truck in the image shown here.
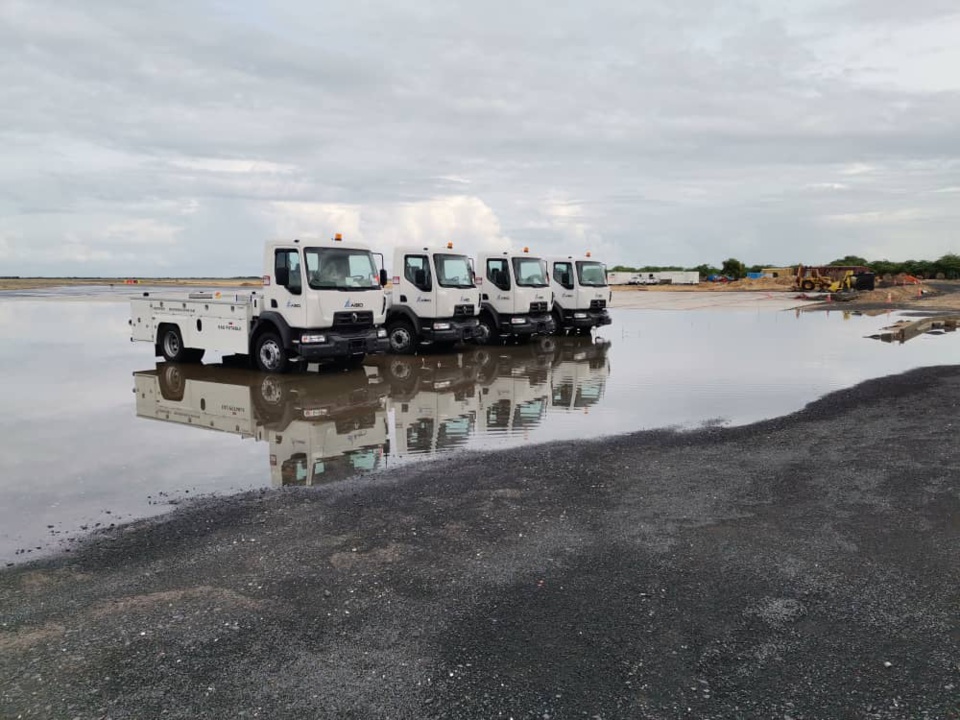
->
[130,236,390,373]
[133,362,390,487]
[475,248,556,344]
[384,243,481,354]
[547,254,612,334]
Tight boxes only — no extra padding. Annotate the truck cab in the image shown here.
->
[385,244,480,354]
[475,249,556,344]
[257,236,390,370]
[548,254,612,334]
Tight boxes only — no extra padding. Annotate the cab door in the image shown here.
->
[399,253,437,317]
[552,261,576,311]
[483,257,514,314]
[271,247,308,328]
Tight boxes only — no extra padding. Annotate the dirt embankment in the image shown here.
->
[614,279,960,312]
[1,366,958,719]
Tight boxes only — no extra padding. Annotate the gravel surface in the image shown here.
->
[2,366,959,719]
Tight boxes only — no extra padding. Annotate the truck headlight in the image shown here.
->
[573,312,587,319]
[433,322,451,330]
[377,328,387,338]
[301,333,326,343]
[510,317,527,325]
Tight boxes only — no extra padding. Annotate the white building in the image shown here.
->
[606,271,700,285]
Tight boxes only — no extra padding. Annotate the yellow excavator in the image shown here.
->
[826,270,856,293]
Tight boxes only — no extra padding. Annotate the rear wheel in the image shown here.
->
[387,320,416,355]
[159,325,186,362]
[254,331,290,373]
[800,279,815,291]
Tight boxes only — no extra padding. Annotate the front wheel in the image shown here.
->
[474,316,495,345]
[550,309,565,335]
[254,331,290,373]
[387,320,416,355]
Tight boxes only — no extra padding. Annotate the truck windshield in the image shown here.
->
[577,261,607,287]
[434,254,475,288]
[512,257,548,287]
[305,248,379,291]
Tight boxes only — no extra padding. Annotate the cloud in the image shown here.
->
[263,196,511,267]
[1,0,959,275]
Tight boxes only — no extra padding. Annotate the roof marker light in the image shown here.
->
[447,241,454,249]
[334,233,343,242]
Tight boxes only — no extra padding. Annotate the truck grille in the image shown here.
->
[333,311,374,331]
[589,299,607,310]
[453,304,475,318]
[529,301,549,314]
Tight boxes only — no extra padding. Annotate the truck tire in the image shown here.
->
[159,325,186,363]
[387,320,416,355]
[800,279,815,291]
[254,331,290,373]
[475,315,495,345]
[552,308,569,336]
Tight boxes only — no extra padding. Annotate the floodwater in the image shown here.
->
[1,289,959,563]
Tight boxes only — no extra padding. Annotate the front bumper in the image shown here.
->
[296,330,390,360]
[421,317,480,344]
[564,309,612,329]
[503,313,556,336]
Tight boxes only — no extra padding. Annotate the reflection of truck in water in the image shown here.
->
[133,363,389,487]
[374,352,480,460]
[132,336,614,484]
[549,336,611,411]
[474,338,555,435]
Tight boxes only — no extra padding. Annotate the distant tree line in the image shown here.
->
[611,254,960,280]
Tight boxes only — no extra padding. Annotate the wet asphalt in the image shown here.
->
[1,365,958,719]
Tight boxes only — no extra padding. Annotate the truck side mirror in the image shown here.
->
[276,266,290,287]
[414,268,427,289]
[379,268,388,286]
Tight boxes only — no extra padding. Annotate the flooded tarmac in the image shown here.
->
[2,292,959,562]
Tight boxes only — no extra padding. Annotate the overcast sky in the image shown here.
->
[2,0,959,276]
